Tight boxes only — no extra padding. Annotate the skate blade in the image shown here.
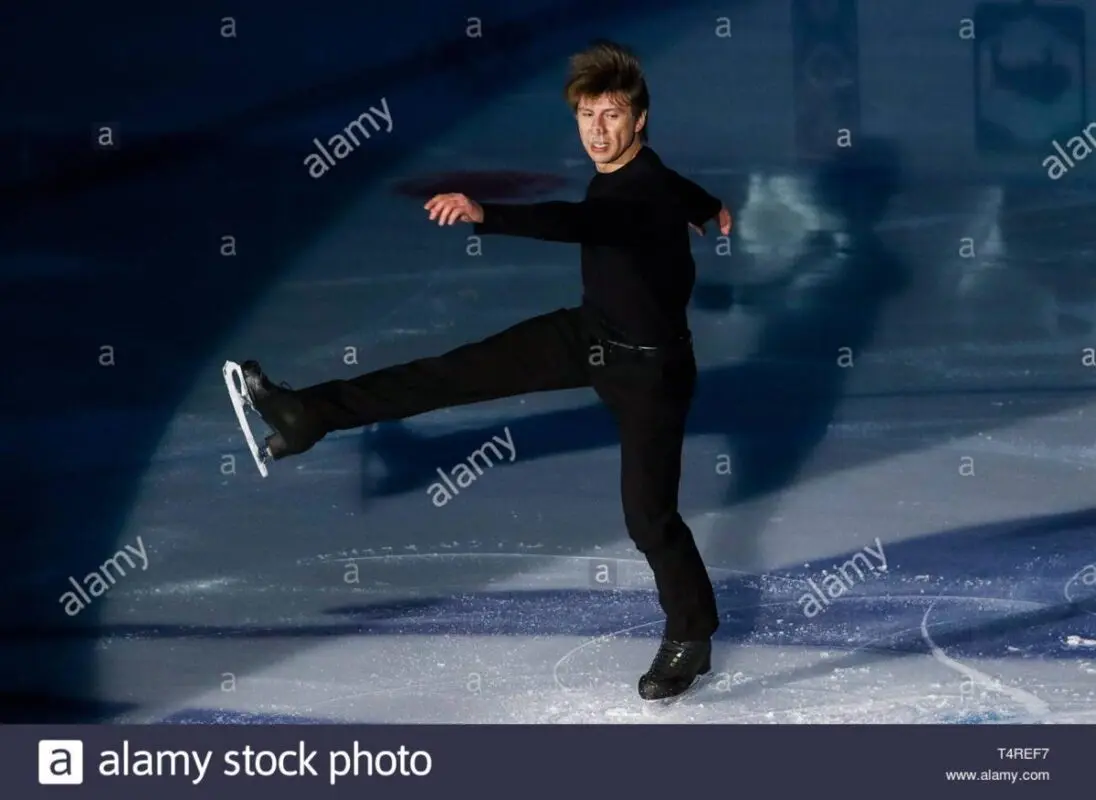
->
[223,360,270,477]
[642,673,709,710]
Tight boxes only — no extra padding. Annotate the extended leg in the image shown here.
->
[244,307,591,459]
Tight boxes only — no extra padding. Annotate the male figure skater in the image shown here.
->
[235,40,733,700]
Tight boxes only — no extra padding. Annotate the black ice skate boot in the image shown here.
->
[240,360,324,459]
[638,638,711,700]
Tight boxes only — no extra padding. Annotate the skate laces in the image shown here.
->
[651,641,689,671]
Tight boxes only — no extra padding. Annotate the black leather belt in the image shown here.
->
[581,306,692,353]
[601,332,692,353]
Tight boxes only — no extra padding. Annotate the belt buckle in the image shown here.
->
[606,338,656,352]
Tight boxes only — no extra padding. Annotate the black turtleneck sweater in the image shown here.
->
[473,146,722,346]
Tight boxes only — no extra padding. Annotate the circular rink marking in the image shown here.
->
[124,552,1096,723]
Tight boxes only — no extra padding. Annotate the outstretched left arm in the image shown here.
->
[664,170,732,235]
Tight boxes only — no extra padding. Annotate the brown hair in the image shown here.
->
[564,40,649,142]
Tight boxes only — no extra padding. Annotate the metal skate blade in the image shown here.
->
[642,674,708,711]
[223,360,270,477]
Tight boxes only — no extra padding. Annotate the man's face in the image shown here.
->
[576,94,646,171]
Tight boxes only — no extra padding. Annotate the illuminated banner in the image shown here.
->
[791,0,861,161]
[974,2,1086,153]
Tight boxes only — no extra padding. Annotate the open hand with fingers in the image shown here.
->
[689,206,733,237]
[425,193,484,225]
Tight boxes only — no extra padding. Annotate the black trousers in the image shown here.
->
[295,306,719,642]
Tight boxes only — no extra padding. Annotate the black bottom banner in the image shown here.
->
[13,724,1087,797]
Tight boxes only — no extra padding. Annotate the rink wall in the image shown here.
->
[646,0,1095,186]
[4,1,1093,189]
